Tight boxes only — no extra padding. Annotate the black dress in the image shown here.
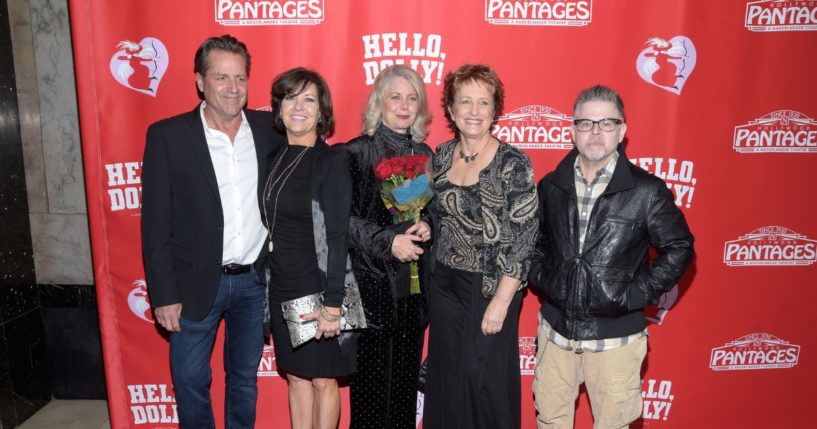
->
[265,145,355,377]
[343,125,433,428]
[423,172,523,429]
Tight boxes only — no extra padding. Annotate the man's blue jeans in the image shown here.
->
[169,268,265,429]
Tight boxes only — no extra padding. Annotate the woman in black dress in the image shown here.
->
[264,67,355,429]
[424,64,538,428]
[344,65,433,428]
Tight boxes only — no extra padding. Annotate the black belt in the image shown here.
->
[221,263,252,275]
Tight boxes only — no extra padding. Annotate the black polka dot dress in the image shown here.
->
[342,125,433,428]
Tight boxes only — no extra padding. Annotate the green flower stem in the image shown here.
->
[409,211,421,295]
[409,261,421,295]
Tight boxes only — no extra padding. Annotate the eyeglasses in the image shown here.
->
[573,118,623,133]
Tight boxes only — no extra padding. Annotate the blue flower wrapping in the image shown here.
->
[392,174,432,206]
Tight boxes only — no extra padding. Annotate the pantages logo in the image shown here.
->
[710,333,800,371]
[745,0,817,32]
[105,161,142,214]
[519,336,537,375]
[493,105,573,150]
[724,226,817,266]
[215,0,324,26]
[361,33,447,86]
[485,0,592,26]
[733,110,817,153]
[257,344,278,377]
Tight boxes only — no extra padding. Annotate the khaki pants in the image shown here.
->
[533,323,647,429]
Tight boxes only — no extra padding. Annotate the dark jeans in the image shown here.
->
[169,269,265,429]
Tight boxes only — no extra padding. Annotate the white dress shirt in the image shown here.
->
[200,103,267,265]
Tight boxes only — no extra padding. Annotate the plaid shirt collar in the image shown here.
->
[574,152,618,252]
[574,151,618,185]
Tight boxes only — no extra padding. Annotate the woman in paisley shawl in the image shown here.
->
[424,64,538,429]
[343,65,433,428]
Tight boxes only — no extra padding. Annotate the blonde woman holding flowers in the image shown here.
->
[342,65,433,428]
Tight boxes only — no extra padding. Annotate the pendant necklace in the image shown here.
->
[458,139,490,163]
[459,148,478,163]
[262,146,311,252]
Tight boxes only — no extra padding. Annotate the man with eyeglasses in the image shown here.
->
[528,84,694,428]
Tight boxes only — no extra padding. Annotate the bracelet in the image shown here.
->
[320,306,341,322]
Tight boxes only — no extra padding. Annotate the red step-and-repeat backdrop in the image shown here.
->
[69,1,817,427]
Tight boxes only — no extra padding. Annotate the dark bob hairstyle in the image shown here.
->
[270,67,335,138]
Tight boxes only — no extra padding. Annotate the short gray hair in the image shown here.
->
[573,84,625,121]
[362,65,430,143]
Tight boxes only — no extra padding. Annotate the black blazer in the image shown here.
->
[141,106,283,321]
[307,139,353,307]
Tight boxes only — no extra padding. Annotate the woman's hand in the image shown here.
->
[314,306,342,339]
[405,221,432,242]
[481,275,521,335]
[481,296,511,335]
[391,234,424,262]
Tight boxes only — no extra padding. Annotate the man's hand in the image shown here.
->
[154,303,183,332]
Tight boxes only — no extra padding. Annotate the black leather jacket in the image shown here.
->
[528,147,694,340]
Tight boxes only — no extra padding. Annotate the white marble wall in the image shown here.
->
[29,213,92,284]
[10,0,93,284]
[30,0,86,214]
[8,0,46,213]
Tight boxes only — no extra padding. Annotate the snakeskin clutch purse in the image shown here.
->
[281,282,367,348]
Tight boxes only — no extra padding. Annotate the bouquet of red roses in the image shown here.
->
[374,154,433,294]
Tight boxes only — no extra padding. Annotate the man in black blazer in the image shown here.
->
[141,35,279,429]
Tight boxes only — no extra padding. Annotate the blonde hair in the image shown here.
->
[362,65,430,142]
